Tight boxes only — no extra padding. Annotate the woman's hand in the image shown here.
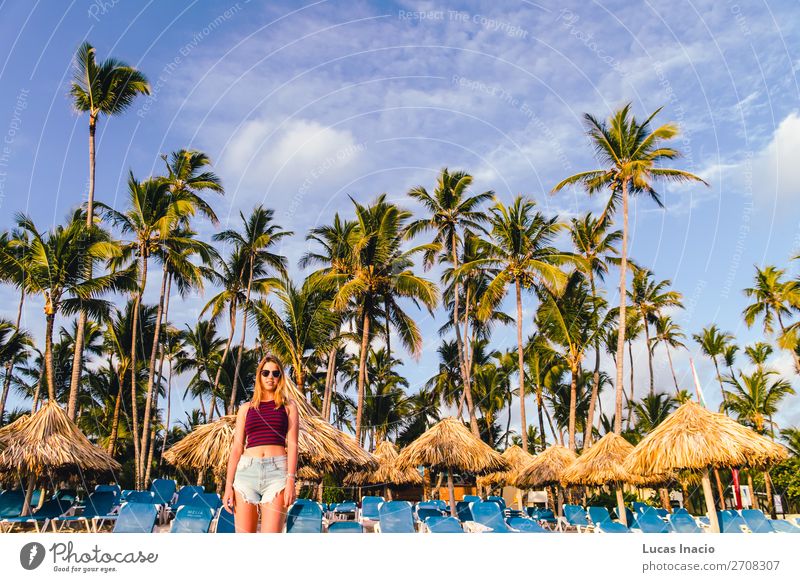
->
[283,478,296,507]
[223,486,236,513]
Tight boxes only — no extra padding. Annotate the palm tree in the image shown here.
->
[213,206,291,411]
[459,195,570,452]
[252,276,339,392]
[632,392,676,435]
[524,334,563,449]
[744,342,773,371]
[406,168,493,437]
[363,347,411,448]
[0,229,29,419]
[0,318,32,420]
[628,267,683,396]
[175,320,226,421]
[651,314,687,394]
[537,272,601,450]
[300,214,357,422]
[1,211,134,403]
[780,427,800,457]
[68,41,150,427]
[722,369,794,437]
[569,213,620,446]
[99,174,188,486]
[317,195,438,446]
[743,265,800,373]
[693,325,735,409]
[552,103,707,433]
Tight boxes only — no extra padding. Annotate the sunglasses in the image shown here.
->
[260,369,282,378]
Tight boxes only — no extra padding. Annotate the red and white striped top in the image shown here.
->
[244,400,289,448]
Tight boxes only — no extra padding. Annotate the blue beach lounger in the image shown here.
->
[112,502,158,533]
[375,501,415,533]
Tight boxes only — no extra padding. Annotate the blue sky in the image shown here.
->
[1,0,799,434]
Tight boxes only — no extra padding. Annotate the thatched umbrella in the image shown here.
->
[513,445,577,518]
[625,401,788,533]
[476,445,534,509]
[0,414,29,448]
[0,402,120,515]
[344,441,422,499]
[395,417,508,518]
[561,433,639,526]
[164,402,377,483]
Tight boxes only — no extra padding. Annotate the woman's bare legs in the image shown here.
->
[233,489,259,533]
[260,488,288,533]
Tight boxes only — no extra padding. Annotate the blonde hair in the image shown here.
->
[251,354,288,408]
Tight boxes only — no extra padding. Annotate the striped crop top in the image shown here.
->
[244,400,289,448]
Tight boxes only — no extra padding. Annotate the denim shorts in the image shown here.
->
[232,454,289,505]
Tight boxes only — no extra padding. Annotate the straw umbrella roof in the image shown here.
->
[163,415,236,477]
[477,445,535,488]
[164,395,377,476]
[0,402,120,476]
[344,440,423,487]
[624,401,788,476]
[0,414,30,451]
[395,417,508,474]
[297,465,322,482]
[514,445,576,488]
[561,432,638,486]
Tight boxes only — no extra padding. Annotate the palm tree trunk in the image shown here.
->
[764,470,776,518]
[44,308,57,402]
[130,246,148,489]
[322,345,337,421]
[536,382,547,451]
[714,469,726,510]
[160,356,174,464]
[1,288,26,420]
[154,274,172,462]
[626,340,635,431]
[355,305,370,446]
[568,362,578,451]
[447,468,457,518]
[643,313,655,397]
[583,273,601,448]
[515,279,529,452]
[712,356,727,408]
[31,372,43,413]
[214,300,237,404]
[140,260,168,481]
[107,366,125,454]
[613,181,629,434]
[702,467,721,533]
[66,115,98,421]
[665,343,680,394]
[230,261,255,412]
[451,238,480,438]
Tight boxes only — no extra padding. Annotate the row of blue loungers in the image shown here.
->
[559,503,800,534]
[0,481,226,533]
[4,486,799,533]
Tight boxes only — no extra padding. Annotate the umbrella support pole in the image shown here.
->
[615,486,627,527]
[702,468,720,533]
[21,473,36,517]
[447,468,457,518]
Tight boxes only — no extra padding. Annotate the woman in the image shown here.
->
[223,354,299,532]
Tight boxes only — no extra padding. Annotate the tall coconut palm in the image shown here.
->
[174,320,226,422]
[0,229,30,420]
[651,314,687,394]
[524,333,563,450]
[744,342,773,371]
[317,195,438,446]
[628,267,683,396]
[99,173,188,486]
[68,41,150,426]
[363,347,411,448]
[743,265,800,373]
[693,324,735,409]
[569,213,620,446]
[406,168,493,437]
[1,211,134,403]
[460,195,571,452]
[537,272,601,451]
[631,392,676,435]
[252,276,339,392]
[552,103,707,433]
[213,206,291,411]
[722,369,794,436]
[300,214,357,421]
